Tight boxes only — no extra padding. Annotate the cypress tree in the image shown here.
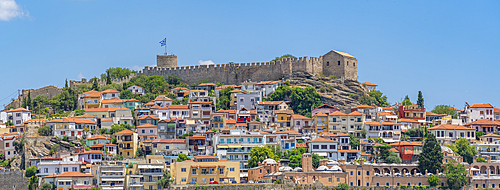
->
[417,91,424,108]
[65,78,68,88]
[106,70,112,85]
[92,77,99,91]
[27,90,32,110]
[418,133,443,174]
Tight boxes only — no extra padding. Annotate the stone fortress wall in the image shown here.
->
[143,50,358,85]
[69,72,138,89]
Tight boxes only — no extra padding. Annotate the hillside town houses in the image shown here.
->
[3,81,500,190]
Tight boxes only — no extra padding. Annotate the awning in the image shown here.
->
[217,145,229,148]
[316,152,328,157]
[227,145,241,148]
[199,165,217,167]
[102,178,125,181]
[138,165,163,169]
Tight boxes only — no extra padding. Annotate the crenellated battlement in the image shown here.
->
[142,50,358,85]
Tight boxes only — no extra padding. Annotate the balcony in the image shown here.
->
[100,183,124,186]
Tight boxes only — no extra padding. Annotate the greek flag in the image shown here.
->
[159,38,166,47]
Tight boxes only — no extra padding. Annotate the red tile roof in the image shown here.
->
[153,139,186,143]
[310,137,337,143]
[329,111,347,116]
[361,82,378,86]
[87,135,110,140]
[47,118,96,124]
[470,103,494,108]
[348,111,363,116]
[428,124,476,131]
[258,101,285,105]
[84,108,109,112]
[137,124,157,128]
[101,89,120,93]
[5,108,30,112]
[114,129,135,135]
[168,105,189,109]
[56,172,94,178]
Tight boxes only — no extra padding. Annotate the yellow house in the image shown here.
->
[115,129,138,158]
[83,93,101,108]
[229,89,246,109]
[171,155,240,185]
[126,155,166,190]
[83,108,110,119]
[313,112,329,133]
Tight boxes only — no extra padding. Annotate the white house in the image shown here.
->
[427,124,476,144]
[398,118,420,131]
[127,85,145,96]
[4,108,31,125]
[465,103,494,124]
[100,89,120,100]
[36,161,82,177]
[308,137,339,160]
[154,95,173,107]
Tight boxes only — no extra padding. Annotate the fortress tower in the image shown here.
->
[157,54,178,68]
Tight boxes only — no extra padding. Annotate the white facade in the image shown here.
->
[466,104,494,124]
[127,85,145,96]
[36,161,82,176]
[428,125,476,144]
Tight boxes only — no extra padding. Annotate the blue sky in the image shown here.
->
[1,0,499,110]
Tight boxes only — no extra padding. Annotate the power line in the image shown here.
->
[0,91,20,104]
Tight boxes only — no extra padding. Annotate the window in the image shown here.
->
[366,171,370,175]
[192,168,197,175]
[64,167,68,172]
[142,129,145,133]
[181,168,186,172]
[230,168,235,171]
[150,129,153,133]
[337,178,340,182]
[358,171,361,175]
[59,182,64,185]
[418,182,422,185]
[330,145,335,149]
[338,61,340,65]
[321,145,327,149]
[181,178,186,182]
[408,182,411,186]
[386,182,390,186]
[72,167,77,172]
[5,143,9,147]
[329,178,332,182]
[366,183,369,186]
[353,62,356,67]
[350,171,353,175]
[55,168,60,173]
[350,182,353,186]
[66,182,70,185]
[44,168,48,173]
[313,145,319,149]
[376,183,379,186]
[483,184,486,188]
[397,183,400,186]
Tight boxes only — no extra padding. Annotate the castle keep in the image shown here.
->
[143,50,358,84]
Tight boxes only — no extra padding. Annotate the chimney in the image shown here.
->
[302,153,313,172]
[488,156,491,163]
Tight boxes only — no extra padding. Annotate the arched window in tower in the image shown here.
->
[327,62,329,66]
[347,61,349,66]
[353,62,356,67]
[338,61,340,65]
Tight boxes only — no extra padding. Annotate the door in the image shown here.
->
[71,131,75,136]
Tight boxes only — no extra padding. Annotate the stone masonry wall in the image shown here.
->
[0,170,29,190]
[143,50,358,85]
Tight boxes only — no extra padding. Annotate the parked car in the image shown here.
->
[209,181,219,184]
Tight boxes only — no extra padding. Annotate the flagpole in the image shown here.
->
[165,38,167,55]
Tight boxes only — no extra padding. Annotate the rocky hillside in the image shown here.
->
[288,72,367,112]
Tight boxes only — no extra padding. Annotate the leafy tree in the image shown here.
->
[120,89,134,99]
[385,151,402,164]
[135,148,144,158]
[312,153,322,168]
[358,94,373,105]
[431,105,458,118]
[157,169,174,189]
[452,138,478,164]
[167,75,182,86]
[74,109,85,116]
[284,147,306,168]
[139,93,156,103]
[336,183,349,190]
[41,182,54,190]
[267,85,322,117]
[368,90,390,107]
[26,166,37,178]
[271,54,297,62]
[65,79,69,88]
[445,160,468,190]
[105,67,132,79]
[247,147,279,168]
[92,77,99,90]
[476,131,486,140]
[350,135,360,149]
[106,70,112,85]
[404,127,426,137]
[216,87,234,110]
[417,91,424,108]
[176,153,190,162]
[38,125,52,136]
[477,157,486,162]
[427,174,440,187]
[33,95,48,114]
[418,133,443,174]
[181,131,194,139]
[109,124,133,134]
[402,95,412,105]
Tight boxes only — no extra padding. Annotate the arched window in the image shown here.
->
[327,62,329,66]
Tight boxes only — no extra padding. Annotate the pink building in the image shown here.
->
[137,124,158,141]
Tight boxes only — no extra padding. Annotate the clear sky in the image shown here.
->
[1,0,499,110]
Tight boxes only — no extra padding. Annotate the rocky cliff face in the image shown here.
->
[288,72,366,112]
